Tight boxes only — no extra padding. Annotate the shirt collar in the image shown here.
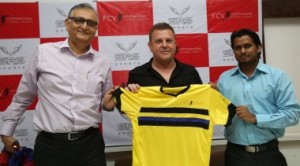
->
[59,38,96,58]
[255,60,269,74]
[146,58,182,70]
[230,60,268,76]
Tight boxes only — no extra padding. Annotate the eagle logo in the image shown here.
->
[224,38,231,47]
[57,8,67,17]
[116,41,137,52]
[169,6,190,17]
[0,45,22,56]
[18,116,26,125]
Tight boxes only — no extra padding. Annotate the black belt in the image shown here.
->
[39,127,98,141]
[228,139,279,153]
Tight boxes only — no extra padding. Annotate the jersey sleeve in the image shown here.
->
[210,89,236,126]
[113,87,123,112]
[113,87,140,117]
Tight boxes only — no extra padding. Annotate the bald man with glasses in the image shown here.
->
[0,3,112,166]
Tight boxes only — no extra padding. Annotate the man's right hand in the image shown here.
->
[103,88,118,111]
[126,83,140,93]
[1,135,17,152]
[208,82,219,91]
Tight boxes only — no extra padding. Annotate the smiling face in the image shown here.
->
[65,8,98,46]
[232,35,262,66]
[148,29,177,64]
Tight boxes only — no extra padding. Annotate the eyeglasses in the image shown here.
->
[68,17,98,28]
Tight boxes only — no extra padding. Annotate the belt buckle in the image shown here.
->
[245,146,257,153]
[68,131,80,140]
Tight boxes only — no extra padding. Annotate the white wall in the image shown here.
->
[264,17,300,100]
[263,17,300,166]
[264,17,300,141]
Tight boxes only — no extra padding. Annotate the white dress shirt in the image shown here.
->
[0,38,113,135]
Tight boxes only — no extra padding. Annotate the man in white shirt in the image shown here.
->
[0,3,112,166]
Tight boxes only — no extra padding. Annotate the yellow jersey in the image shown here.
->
[114,84,235,166]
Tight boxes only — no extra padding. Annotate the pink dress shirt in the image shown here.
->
[0,38,113,135]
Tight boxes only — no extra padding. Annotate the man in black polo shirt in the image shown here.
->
[103,22,203,109]
[128,22,202,89]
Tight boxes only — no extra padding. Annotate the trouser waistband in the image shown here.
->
[39,127,98,141]
[228,139,279,153]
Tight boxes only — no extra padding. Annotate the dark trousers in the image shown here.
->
[34,129,107,166]
[225,143,287,166]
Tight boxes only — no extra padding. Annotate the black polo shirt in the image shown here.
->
[127,58,202,86]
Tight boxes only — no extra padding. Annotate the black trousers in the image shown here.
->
[34,129,107,166]
[225,143,287,166]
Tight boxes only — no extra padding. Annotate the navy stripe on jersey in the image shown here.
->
[138,117,209,129]
[140,107,209,115]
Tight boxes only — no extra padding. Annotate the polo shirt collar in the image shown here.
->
[146,58,182,70]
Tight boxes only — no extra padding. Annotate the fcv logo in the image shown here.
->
[0,45,22,56]
[0,15,8,27]
[212,11,232,21]
[0,87,11,99]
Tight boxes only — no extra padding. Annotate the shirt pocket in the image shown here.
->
[257,84,275,103]
[84,76,103,94]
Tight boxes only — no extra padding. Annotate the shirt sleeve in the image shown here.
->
[190,67,203,84]
[102,62,114,95]
[0,46,39,136]
[127,69,138,84]
[256,72,300,128]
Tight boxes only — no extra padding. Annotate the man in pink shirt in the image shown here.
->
[0,3,113,166]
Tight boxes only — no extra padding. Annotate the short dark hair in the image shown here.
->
[68,3,97,18]
[230,29,262,49]
[149,22,175,41]
[230,28,262,57]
